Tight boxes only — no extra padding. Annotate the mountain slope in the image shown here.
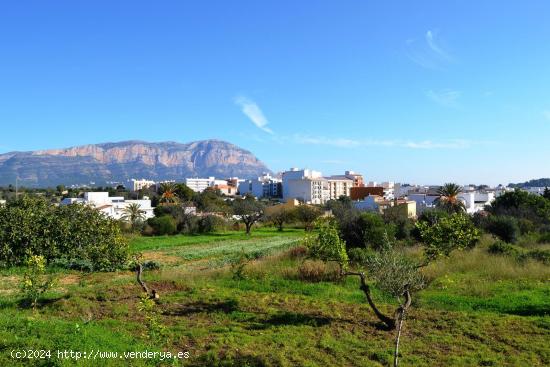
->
[0,140,271,187]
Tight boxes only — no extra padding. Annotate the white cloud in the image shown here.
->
[403,139,470,149]
[290,135,479,150]
[406,29,454,69]
[426,89,462,108]
[234,96,273,134]
[425,30,452,61]
[292,134,361,148]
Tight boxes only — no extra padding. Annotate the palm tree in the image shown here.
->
[121,203,146,229]
[159,182,179,204]
[435,183,465,213]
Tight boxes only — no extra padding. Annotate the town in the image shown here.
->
[17,168,534,222]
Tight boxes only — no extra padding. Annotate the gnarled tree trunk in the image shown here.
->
[136,263,159,300]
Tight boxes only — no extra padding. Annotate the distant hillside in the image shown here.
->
[0,140,271,187]
[508,178,550,188]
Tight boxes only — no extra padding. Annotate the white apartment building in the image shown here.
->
[325,175,353,200]
[61,192,155,220]
[239,174,282,198]
[282,168,327,204]
[131,178,156,192]
[184,177,227,193]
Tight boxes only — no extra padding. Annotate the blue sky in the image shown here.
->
[1,1,549,185]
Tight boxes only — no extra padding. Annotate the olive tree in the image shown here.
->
[232,196,265,235]
[304,213,479,366]
[266,208,295,231]
[295,205,323,231]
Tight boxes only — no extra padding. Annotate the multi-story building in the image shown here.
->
[325,175,353,200]
[238,174,282,198]
[131,178,156,192]
[61,192,155,220]
[344,171,364,187]
[282,168,327,204]
[184,177,227,193]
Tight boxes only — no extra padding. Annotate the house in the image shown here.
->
[407,193,439,214]
[458,189,495,214]
[213,184,238,196]
[0,199,5,207]
[61,192,155,220]
[353,195,417,218]
[350,186,384,200]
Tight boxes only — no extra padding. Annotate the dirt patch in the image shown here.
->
[58,274,81,286]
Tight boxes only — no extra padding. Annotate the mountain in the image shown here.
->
[0,140,272,187]
[508,178,550,188]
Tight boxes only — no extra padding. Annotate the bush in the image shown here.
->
[20,255,55,309]
[518,249,550,265]
[347,247,374,265]
[0,196,128,271]
[340,212,395,250]
[488,241,521,256]
[538,232,550,244]
[416,213,480,261]
[484,215,520,243]
[198,215,227,233]
[146,216,177,236]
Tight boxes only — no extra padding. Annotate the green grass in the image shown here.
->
[129,227,304,252]
[0,230,549,366]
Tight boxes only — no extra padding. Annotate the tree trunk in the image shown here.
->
[136,263,159,300]
[344,271,395,329]
[245,222,252,235]
[393,289,411,367]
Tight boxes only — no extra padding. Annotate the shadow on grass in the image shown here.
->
[164,299,239,316]
[15,295,68,310]
[505,304,549,317]
[248,311,332,330]
[189,353,267,367]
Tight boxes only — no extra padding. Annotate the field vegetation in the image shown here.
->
[0,187,548,366]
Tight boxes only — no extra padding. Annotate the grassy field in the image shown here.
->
[0,228,548,366]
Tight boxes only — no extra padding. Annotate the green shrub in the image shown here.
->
[484,215,520,243]
[488,241,521,256]
[518,249,550,265]
[538,232,550,244]
[146,216,177,236]
[0,196,128,270]
[347,247,374,265]
[198,215,226,233]
[340,212,395,250]
[20,255,55,309]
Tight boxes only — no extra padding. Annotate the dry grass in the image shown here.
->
[423,247,550,281]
